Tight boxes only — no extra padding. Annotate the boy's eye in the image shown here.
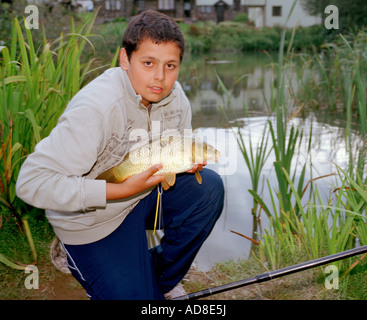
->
[144,61,153,67]
[166,64,176,70]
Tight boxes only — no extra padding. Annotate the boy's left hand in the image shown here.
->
[187,161,206,173]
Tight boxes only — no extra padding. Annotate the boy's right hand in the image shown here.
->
[106,164,165,200]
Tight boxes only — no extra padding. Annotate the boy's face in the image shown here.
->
[119,39,181,108]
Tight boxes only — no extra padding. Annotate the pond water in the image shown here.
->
[176,52,365,271]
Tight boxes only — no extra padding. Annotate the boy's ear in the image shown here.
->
[119,48,129,71]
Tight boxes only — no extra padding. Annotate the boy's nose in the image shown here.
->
[154,66,165,81]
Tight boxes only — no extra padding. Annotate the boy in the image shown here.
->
[16,10,224,300]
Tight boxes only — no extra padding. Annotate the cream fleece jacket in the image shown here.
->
[16,67,192,245]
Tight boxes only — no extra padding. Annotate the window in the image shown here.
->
[105,0,122,11]
[158,0,175,10]
[199,6,211,14]
[137,0,145,11]
[272,6,281,17]
[233,0,240,11]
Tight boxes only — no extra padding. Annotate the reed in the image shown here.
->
[236,123,271,217]
[211,1,367,292]
[293,31,367,139]
[340,34,367,138]
[261,1,310,224]
[247,1,367,275]
[257,167,365,271]
[0,13,116,269]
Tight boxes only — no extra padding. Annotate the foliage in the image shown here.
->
[0,3,13,45]
[233,13,249,24]
[74,14,327,57]
[292,30,367,137]
[183,21,325,54]
[211,5,367,296]
[0,13,118,270]
[252,24,367,280]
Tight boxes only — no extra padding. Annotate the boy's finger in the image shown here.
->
[144,165,164,186]
[187,161,206,173]
[148,175,165,186]
[143,164,163,177]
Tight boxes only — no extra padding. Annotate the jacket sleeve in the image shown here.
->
[16,104,108,212]
[177,83,192,133]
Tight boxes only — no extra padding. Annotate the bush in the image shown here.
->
[182,21,327,54]
[291,25,325,51]
[240,35,276,51]
[234,13,249,24]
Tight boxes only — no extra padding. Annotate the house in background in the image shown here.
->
[91,0,321,26]
[195,0,322,25]
[245,0,322,28]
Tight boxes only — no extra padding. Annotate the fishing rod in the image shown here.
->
[173,244,367,300]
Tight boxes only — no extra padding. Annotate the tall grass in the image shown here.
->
[213,1,367,282]
[0,14,118,269]
[294,31,367,138]
[255,29,367,276]
[260,1,312,225]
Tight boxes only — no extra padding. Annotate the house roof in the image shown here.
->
[214,0,229,7]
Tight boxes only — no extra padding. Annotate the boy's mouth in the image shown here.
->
[150,86,163,94]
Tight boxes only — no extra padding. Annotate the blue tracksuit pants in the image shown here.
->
[63,168,224,300]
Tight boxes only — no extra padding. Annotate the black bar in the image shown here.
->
[173,244,367,300]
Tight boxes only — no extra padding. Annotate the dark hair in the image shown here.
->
[122,10,185,62]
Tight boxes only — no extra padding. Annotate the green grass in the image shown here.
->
[0,12,119,270]
[212,2,367,299]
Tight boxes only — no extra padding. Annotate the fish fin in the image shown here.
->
[195,171,202,184]
[96,168,122,183]
[163,172,176,187]
[161,180,171,191]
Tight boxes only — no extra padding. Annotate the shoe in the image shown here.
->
[50,237,71,274]
[164,282,187,299]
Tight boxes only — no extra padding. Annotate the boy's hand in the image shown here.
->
[106,164,164,200]
[187,161,206,173]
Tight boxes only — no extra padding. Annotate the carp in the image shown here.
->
[96,136,221,190]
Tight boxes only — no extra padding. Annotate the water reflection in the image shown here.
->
[179,52,276,128]
[193,116,364,271]
[180,52,365,271]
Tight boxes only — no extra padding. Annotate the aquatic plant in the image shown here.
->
[255,28,367,276]
[0,13,118,269]
[215,1,367,277]
[293,31,367,139]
